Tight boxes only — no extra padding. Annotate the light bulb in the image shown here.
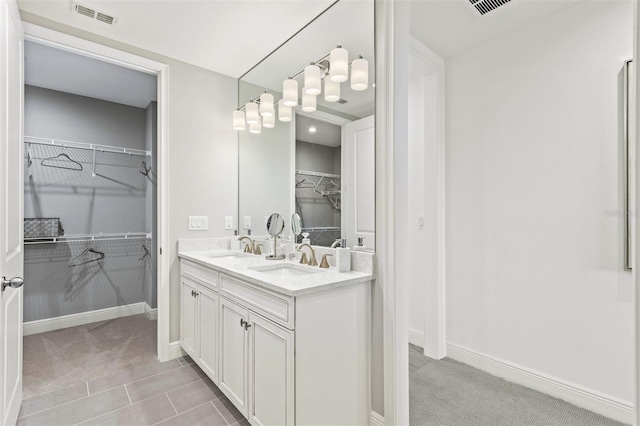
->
[259,92,274,117]
[351,57,369,91]
[324,78,340,102]
[233,110,245,130]
[283,78,298,107]
[302,89,316,112]
[278,100,292,122]
[263,114,275,128]
[245,102,259,124]
[329,45,349,83]
[304,64,321,95]
[249,118,262,134]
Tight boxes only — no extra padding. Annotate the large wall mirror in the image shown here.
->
[237,0,375,250]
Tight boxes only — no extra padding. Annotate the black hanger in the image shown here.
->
[41,153,83,171]
[68,248,105,267]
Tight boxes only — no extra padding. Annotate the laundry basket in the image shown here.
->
[24,218,64,239]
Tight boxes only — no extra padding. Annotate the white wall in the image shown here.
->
[20,11,239,342]
[445,0,634,405]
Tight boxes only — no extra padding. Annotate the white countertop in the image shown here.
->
[178,249,374,297]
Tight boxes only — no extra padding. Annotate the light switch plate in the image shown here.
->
[189,216,208,231]
[243,216,252,229]
[224,216,233,230]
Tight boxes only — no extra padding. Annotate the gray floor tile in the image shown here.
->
[230,419,251,426]
[88,360,182,395]
[156,402,227,426]
[19,382,88,419]
[17,386,130,426]
[126,364,202,403]
[212,397,245,425]
[166,378,223,414]
[176,356,195,366]
[77,394,176,426]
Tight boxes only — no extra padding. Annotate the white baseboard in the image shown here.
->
[144,303,158,320]
[23,302,146,336]
[169,340,186,360]
[408,328,424,347]
[370,410,385,426]
[446,343,634,424]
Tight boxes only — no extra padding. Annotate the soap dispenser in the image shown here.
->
[335,238,351,272]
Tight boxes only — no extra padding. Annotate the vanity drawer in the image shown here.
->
[220,274,294,329]
[181,260,219,291]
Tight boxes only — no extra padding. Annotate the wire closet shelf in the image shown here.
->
[24,136,151,157]
[24,232,151,245]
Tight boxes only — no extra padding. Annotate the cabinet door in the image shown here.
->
[197,286,218,384]
[248,313,294,426]
[219,296,249,416]
[180,278,197,358]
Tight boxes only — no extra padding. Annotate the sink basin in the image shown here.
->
[249,263,321,279]
[204,252,251,260]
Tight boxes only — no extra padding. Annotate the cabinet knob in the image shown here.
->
[191,290,195,297]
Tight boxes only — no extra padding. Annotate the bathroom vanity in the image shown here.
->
[178,249,374,426]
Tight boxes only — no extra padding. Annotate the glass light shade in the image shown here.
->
[282,79,298,107]
[324,78,340,102]
[245,102,259,124]
[263,114,275,128]
[249,118,261,134]
[259,92,274,117]
[278,100,292,122]
[233,110,245,130]
[304,64,321,95]
[301,89,316,112]
[329,46,349,83]
[350,57,369,91]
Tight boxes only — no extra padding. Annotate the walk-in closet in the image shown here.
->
[21,40,158,398]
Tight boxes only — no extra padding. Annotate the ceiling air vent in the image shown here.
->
[468,0,512,15]
[73,3,118,25]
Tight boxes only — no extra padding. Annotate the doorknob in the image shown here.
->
[2,277,23,291]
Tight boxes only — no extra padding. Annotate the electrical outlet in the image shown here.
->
[189,216,208,231]
[224,216,233,230]
[244,216,252,229]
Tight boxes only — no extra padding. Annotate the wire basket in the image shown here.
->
[24,218,63,239]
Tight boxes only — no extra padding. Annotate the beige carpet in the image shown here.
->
[23,314,157,399]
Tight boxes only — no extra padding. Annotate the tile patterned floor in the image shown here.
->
[18,356,251,426]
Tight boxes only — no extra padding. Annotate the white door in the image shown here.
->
[0,1,24,425]
[342,115,376,250]
[248,313,294,426]
[219,297,248,416]
[197,286,218,384]
[180,278,197,358]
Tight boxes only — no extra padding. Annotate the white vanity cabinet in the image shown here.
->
[179,257,371,426]
[180,261,219,383]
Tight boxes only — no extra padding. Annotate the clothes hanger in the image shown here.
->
[68,248,105,267]
[138,245,150,261]
[41,153,83,171]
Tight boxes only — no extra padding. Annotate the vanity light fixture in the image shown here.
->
[259,92,275,117]
[283,78,298,106]
[233,45,369,131]
[263,114,275,129]
[278,100,292,122]
[351,56,369,91]
[233,110,246,130]
[304,63,322,95]
[324,78,340,102]
[245,101,259,124]
[302,89,317,112]
[249,118,262,134]
[329,45,349,83]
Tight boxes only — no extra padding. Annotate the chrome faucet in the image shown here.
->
[238,236,255,254]
[330,239,342,248]
[296,243,318,266]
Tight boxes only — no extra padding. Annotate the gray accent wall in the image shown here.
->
[23,85,154,322]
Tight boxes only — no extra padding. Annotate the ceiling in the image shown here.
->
[18,0,335,78]
[410,0,587,58]
[25,40,156,108]
[296,115,341,147]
